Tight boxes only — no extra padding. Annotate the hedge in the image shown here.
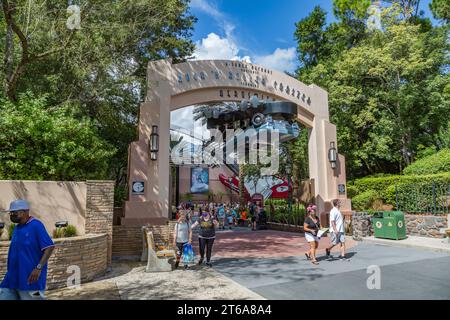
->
[403,148,450,175]
[349,172,450,211]
[352,190,380,211]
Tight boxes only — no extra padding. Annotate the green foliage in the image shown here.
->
[0,0,196,191]
[403,149,450,175]
[52,225,78,239]
[346,185,358,198]
[294,6,328,68]
[0,93,115,180]
[352,189,380,211]
[429,0,450,22]
[349,173,450,212]
[295,2,449,179]
[333,0,372,20]
[182,193,193,201]
[268,203,306,225]
[8,224,16,240]
[114,185,128,207]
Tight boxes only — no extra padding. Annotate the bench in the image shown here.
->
[141,226,176,272]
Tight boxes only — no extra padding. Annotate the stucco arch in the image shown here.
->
[123,59,351,225]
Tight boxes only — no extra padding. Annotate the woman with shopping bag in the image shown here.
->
[173,211,192,270]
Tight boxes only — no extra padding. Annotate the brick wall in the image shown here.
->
[85,181,114,265]
[112,225,143,258]
[0,234,108,290]
[112,221,178,259]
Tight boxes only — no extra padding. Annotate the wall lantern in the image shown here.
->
[328,141,337,169]
[150,125,159,161]
[55,221,68,229]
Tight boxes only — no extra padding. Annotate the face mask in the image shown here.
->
[202,213,208,218]
[10,214,21,223]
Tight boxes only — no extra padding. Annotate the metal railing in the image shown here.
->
[395,181,450,214]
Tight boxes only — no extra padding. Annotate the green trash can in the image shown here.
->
[372,211,406,240]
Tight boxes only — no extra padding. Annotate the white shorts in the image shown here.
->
[305,232,319,242]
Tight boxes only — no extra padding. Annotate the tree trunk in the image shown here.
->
[4,23,14,96]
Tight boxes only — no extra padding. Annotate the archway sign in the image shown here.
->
[123,59,351,226]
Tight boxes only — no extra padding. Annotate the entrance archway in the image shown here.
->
[122,59,351,225]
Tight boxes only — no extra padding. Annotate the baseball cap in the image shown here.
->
[8,199,30,212]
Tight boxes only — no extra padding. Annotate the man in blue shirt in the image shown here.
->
[0,199,55,300]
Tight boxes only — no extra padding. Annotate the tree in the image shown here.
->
[0,93,115,180]
[294,6,328,69]
[429,0,450,23]
[304,22,448,176]
[0,0,196,203]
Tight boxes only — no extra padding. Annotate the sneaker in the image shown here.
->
[198,258,204,265]
[305,253,311,260]
[325,248,331,257]
[175,261,180,269]
[339,256,350,261]
[206,262,212,267]
[184,265,189,270]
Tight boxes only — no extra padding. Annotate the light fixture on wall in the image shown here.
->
[328,141,337,169]
[150,125,159,161]
[55,221,68,229]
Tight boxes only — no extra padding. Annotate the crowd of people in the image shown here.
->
[171,200,269,269]
[171,201,268,231]
[172,198,348,269]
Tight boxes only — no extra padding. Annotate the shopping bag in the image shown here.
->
[181,243,195,264]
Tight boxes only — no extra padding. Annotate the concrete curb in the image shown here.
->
[362,236,450,254]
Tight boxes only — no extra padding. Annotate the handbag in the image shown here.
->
[181,243,195,264]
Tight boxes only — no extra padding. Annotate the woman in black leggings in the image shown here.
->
[191,210,218,267]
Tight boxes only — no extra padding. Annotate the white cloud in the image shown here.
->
[193,32,251,62]
[254,47,297,73]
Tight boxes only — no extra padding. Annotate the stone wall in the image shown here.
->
[0,234,108,290]
[112,225,142,258]
[85,181,114,266]
[352,212,374,241]
[352,212,449,240]
[405,214,448,238]
[112,221,178,259]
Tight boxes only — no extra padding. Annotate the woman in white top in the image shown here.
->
[173,211,192,270]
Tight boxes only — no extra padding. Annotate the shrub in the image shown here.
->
[350,172,450,213]
[352,190,380,211]
[403,148,450,175]
[0,93,116,180]
[53,225,78,238]
[350,172,450,204]
[347,185,358,198]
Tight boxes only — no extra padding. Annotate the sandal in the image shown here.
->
[305,253,311,260]
[311,260,319,265]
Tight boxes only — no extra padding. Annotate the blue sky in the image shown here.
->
[189,0,437,73]
[172,0,437,129]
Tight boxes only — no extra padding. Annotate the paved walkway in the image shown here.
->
[47,261,264,300]
[199,228,358,259]
[47,229,450,300]
[213,242,450,300]
[363,235,450,254]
